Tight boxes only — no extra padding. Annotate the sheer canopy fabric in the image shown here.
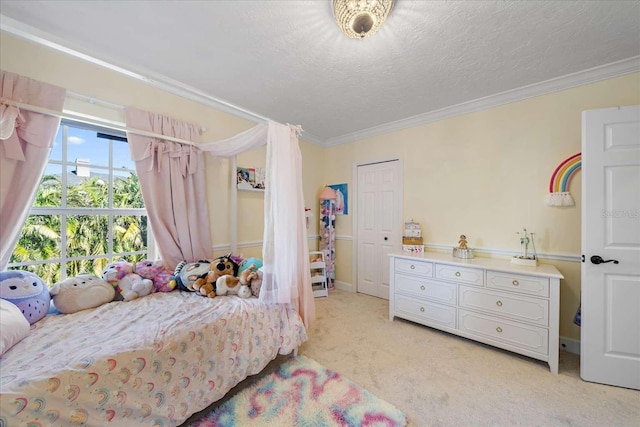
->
[0,71,66,270]
[125,107,213,270]
[198,121,315,328]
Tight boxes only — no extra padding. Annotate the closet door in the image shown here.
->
[356,160,401,299]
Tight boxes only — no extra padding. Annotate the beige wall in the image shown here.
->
[324,73,640,340]
[3,33,639,341]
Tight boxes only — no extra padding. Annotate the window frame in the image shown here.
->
[8,120,154,282]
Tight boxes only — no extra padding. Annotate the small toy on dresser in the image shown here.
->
[402,219,425,253]
[511,227,538,266]
[453,234,474,259]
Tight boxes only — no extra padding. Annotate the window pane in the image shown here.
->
[10,214,61,262]
[66,257,108,278]
[50,129,63,161]
[66,166,109,208]
[67,214,109,258]
[112,138,135,170]
[67,127,109,167]
[113,215,147,253]
[36,166,63,208]
[113,170,143,208]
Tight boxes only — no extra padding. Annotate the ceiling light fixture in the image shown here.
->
[333,0,394,39]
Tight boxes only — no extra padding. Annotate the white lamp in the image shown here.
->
[332,0,395,39]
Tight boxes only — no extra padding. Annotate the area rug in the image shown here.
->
[189,355,408,427]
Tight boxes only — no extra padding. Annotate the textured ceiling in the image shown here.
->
[1,1,639,144]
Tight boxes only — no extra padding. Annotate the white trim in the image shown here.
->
[335,234,352,241]
[325,56,640,146]
[422,243,581,263]
[334,280,353,293]
[2,14,637,147]
[212,235,317,253]
[560,337,580,355]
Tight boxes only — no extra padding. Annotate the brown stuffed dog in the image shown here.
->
[192,255,239,298]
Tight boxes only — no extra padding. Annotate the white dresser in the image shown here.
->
[389,252,564,373]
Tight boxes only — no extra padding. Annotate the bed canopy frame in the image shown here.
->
[0,71,315,327]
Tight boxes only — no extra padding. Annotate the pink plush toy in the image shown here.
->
[101,260,154,302]
[135,260,176,293]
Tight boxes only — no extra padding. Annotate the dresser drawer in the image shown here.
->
[459,285,549,326]
[395,258,433,277]
[395,295,457,329]
[395,274,457,305]
[458,309,549,355]
[435,263,483,286]
[486,270,549,297]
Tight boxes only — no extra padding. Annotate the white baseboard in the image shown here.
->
[333,280,353,293]
[560,336,580,355]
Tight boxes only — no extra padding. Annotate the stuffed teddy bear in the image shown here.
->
[216,264,257,298]
[0,270,50,324]
[172,260,211,292]
[135,260,175,293]
[101,260,154,302]
[192,254,239,298]
[50,274,115,314]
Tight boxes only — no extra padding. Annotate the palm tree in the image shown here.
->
[10,172,147,285]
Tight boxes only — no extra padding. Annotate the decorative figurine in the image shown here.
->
[511,227,538,266]
[458,235,468,249]
[453,234,474,259]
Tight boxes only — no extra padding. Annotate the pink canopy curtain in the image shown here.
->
[0,71,66,270]
[124,107,212,270]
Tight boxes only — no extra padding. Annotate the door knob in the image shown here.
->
[590,255,619,265]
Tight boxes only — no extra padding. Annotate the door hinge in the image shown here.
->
[581,254,585,263]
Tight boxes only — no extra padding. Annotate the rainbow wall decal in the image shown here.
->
[545,153,581,206]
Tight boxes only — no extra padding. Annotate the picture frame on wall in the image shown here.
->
[237,167,265,192]
[329,183,348,214]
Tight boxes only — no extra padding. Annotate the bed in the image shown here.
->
[0,291,307,426]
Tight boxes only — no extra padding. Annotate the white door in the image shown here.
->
[357,160,401,299]
[581,105,640,390]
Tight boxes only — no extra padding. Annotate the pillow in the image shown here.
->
[0,299,30,355]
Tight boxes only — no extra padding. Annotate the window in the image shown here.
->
[8,121,151,285]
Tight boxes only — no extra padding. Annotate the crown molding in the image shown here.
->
[3,15,638,148]
[324,56,640,146]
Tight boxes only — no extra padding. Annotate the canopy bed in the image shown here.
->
[0,70,315,426]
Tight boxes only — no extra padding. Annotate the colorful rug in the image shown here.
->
[189,355,408,427]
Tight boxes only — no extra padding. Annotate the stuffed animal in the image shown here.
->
[135,260,175,293]
[50,274,115,314]
[172,260,211,292]
[192,255,239,298]
[101,260,154,302]
[238,257,263,274]
[0,270,50,324]
[250,268,264,298]
[216,265,257,298]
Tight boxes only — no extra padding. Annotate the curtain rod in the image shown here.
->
[2,98,200,147]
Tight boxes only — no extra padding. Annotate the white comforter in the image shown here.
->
[0,291,307,426]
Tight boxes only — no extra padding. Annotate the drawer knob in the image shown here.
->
[410,265,415,270]
[455,271,461,277]
[420,285,425,291]
[420,307,425,312]
[496,300,503,307]
[512,280,519,286]
[496,326,503,333]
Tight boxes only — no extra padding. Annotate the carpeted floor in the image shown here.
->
[187,355,407,426]
[184,289,639,427]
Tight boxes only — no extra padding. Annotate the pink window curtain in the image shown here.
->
[0,71,66,270]
[124,107,212,270]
